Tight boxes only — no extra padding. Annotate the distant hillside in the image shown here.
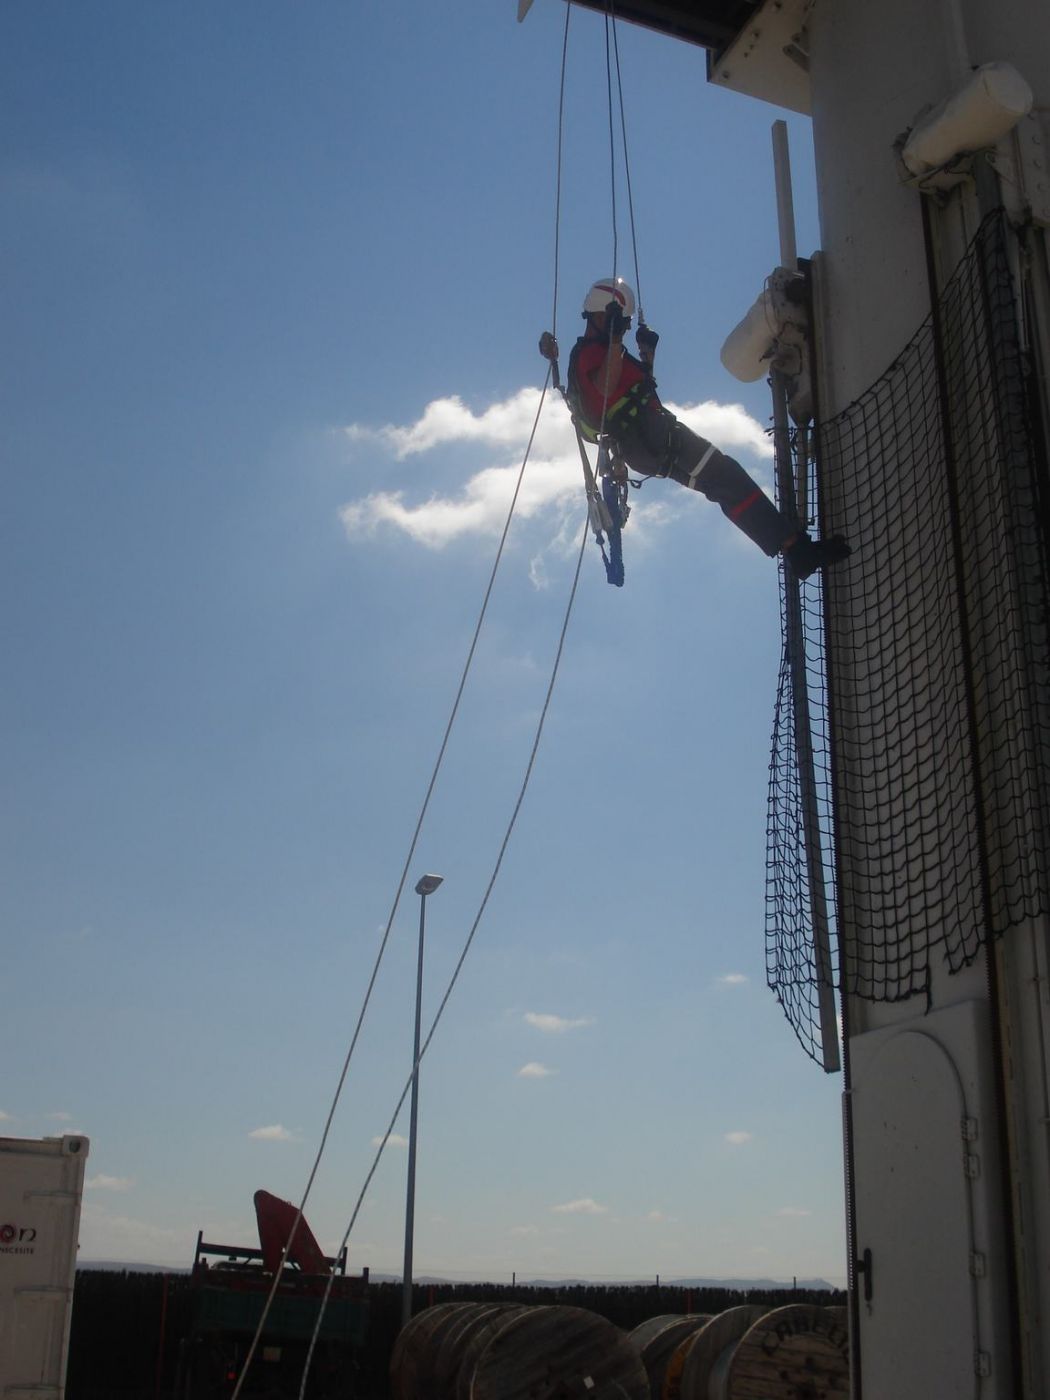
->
[520,1276,836,1292]
[78,1262,837,1292]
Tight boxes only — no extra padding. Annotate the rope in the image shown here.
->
[551,0,570,339]
[608,2,644,323]
[603,11,619,283]
[297,516,593,1399]
[237,11,641,1387]
[228,372,552,1400]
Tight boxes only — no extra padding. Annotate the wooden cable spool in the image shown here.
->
[627,1314,697,1351]
[450,1304,539,1400]
[431,1303,529,1400]
[667,1305,770,1400]
[462,1304,650,1400]
[389,1302,476,1400]
[712,1304,849,1400]
[627,1314,713,1397]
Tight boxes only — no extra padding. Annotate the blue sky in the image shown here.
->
[2,1,845,1283]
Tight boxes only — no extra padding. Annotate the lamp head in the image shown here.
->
[414,874,444,896]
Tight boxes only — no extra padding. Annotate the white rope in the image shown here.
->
[228,375,553,1400]
[296,511,593,1398]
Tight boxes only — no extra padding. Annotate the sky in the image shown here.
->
[2,1,846,1285]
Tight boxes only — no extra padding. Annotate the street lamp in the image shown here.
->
[401,873,443,1328]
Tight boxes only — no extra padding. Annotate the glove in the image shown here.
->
[636,324,659,355]
[605,299,630,339]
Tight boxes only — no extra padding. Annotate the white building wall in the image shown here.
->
[801,0,1050,1395]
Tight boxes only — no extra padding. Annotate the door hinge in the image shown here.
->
[856,1246,873,1302]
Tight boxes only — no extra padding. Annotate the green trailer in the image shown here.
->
[174,1193,368,1399]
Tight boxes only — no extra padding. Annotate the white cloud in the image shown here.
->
[339,388,773,553]
[371,1132,409,1148]
[551,1198,608,1216]
[716,973,749,986]
[86,1174,135,1193]
[517,1062,557,1078]
[510,1224,539,1237]
[0,1110,12,1122]
[524,1012,594,1034]
[724,1130,754,1146]
[248,1124,298,1142]
[776,1207,812,1217]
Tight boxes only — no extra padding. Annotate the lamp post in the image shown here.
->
[401,872,443,1329]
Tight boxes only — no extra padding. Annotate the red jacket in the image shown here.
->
[569,337,654,433]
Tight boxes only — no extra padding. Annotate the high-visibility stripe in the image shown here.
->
[730,488,763,520]
[688,444,718,482]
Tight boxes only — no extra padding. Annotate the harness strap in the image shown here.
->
[540,338,628,587]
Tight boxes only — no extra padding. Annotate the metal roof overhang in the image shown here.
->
[566,1,762,53]
[567,0,811,115]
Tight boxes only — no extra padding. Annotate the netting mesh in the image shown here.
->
[767,211,1050,1062]
[766,435,840,1063]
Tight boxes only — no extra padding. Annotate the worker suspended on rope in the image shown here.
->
[542,277,851,579]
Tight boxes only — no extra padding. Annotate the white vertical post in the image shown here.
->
[772,120,798,272]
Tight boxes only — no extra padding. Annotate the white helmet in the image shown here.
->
[583,277,636,319]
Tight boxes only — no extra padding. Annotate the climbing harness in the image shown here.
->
[540,330,630,588]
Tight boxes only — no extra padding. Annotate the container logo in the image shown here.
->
[0,1223,38,1255]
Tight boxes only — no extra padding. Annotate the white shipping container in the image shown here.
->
[0,1136,89,1400]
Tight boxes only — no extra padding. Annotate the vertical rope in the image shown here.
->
[608,3,644,322]
[603,11,618,280]
[551,0,571,341]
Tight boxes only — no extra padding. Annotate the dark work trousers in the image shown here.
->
[611,400,795,556]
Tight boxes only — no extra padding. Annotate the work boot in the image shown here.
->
[785,533,852,579]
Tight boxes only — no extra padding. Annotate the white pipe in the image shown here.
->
[772,120,798,272]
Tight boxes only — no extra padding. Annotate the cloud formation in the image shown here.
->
[86,1174,135,1192]
[724,1130,754,1146]
[340,388,773,552]
[0,1110,11,1122]
[716,973,749,986]
[371,1133,409,1149]
[552,1198,608,1216]
[517,1062,558,1078]
[524,1012,593,1034]
[248,1124,298,1142]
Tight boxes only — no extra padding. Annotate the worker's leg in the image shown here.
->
[617,408,790,553]
[616,407,851,572]
[669,428,792,555]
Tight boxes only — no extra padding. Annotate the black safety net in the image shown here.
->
[767,211,1050,1061]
